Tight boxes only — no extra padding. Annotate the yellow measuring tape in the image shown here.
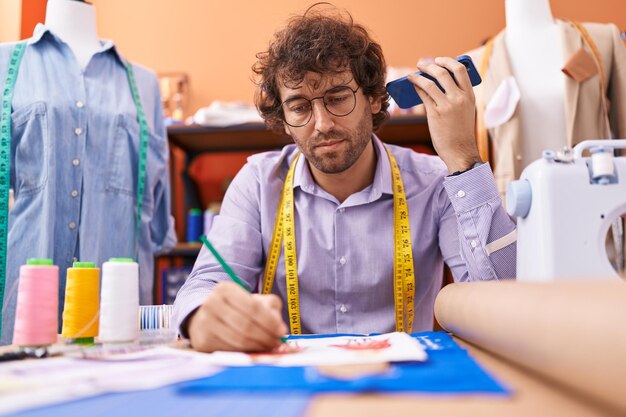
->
[262,146,415,334]
[476,37,495,163]
[570,21,611,138]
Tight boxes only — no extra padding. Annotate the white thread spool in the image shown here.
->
[590,147,614,184]
[98,258,139,343]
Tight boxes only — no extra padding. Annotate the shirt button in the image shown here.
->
[72,257,78,262]
[339,304,348,314]
[456,190,466,198]
[71,190,78,197]
[339,256,347,265]
[76,101,84,108]
[69,222,76,230]
[74,127,83,135]
[339,208,345,213]
[471,240,478,248]
[72,159,80,166]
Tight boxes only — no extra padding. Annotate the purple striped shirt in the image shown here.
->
[174,135,516,335]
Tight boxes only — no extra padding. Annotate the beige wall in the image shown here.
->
[91,0,626,114]
[0,0,21,42]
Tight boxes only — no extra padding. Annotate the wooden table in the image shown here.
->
[1,335,619,416]
[307,338,620,417]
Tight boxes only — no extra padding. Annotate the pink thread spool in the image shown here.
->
[12,258,59,347]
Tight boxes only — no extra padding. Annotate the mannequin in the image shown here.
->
[45,0,101,69]
[467,0,626,196]
[505,0,567,168]
[0,0,177,344]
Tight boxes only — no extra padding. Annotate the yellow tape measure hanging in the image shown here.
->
[262,147,415,334]
[476,37,495,163]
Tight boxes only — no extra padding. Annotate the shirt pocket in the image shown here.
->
[106,114,160,212]
[10,101,50,195]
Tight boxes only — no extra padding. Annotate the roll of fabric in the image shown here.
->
[434,281,626,414]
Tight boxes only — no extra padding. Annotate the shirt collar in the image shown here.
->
[372,134,394,196]
[292,149,313,191]
[292,134,394,196]
[28,23,127,66]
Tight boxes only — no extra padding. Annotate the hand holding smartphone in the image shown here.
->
[386,55,482,109]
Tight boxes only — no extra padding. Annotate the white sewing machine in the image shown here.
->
[506,139,626,281]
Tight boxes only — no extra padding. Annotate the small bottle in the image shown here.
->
[171,80,185,123]
[159,77,171,119]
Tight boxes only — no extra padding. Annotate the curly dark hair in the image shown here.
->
[253,4,390,133]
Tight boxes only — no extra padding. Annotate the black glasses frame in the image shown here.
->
[280,85,361,128]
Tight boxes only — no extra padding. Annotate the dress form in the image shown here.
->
[505,0,567,165]
[45,0,101,69]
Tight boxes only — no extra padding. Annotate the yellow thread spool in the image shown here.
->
[62,261,100,342]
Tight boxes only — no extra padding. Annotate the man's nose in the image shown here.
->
[311,99,335,133]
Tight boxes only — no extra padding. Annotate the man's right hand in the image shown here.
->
[187,281,288,353]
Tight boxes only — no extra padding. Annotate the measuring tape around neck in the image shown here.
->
[0,44,149,337]
[262,146,416,334]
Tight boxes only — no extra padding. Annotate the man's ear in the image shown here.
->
[369,95,382,114]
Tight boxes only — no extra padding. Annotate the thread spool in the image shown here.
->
[62,261,100,344]
[590,147,615,184]
[99,258,139,343]
[12,258,59,347]
[186,208,203,242]
[139,304,177,343]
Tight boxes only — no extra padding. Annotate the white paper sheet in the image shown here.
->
[207,332,428,367]
[0,346,221,416]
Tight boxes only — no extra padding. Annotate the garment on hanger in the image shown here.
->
[0,24,177,344]
[468,20,626,196]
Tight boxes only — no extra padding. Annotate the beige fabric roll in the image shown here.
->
[434,281,626,414]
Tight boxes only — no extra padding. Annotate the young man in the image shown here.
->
[174,7,516,353]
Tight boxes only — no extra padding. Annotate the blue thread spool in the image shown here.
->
[186,208,203,242]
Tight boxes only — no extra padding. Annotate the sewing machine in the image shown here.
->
[506,139,626,281]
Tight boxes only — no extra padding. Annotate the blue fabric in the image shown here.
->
[179,332,510,395]
[0,24,177,344]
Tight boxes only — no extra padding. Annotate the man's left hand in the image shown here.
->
[407,57,482,174]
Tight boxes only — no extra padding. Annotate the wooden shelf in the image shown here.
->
[164,242,202,257]
[167,115,432,155]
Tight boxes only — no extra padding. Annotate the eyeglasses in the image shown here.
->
[280,85,360,128]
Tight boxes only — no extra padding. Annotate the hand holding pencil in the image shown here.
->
[186,236,288,353]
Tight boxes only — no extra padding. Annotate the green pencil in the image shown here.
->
[199,235,287,343]
[200,235,249,291]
